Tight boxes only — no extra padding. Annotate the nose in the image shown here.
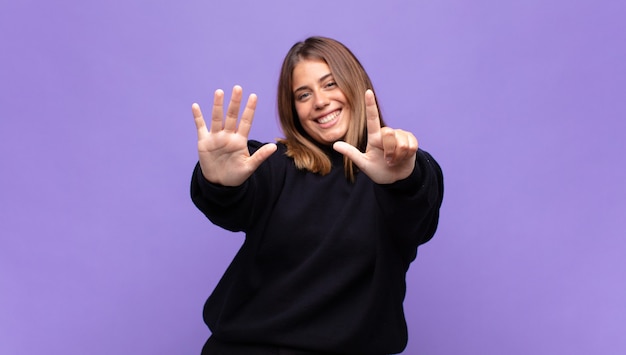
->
[313,91,330,110]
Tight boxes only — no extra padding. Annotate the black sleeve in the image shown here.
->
[374,149,444,248]
[189,140,280,233]
[190,163,252,232]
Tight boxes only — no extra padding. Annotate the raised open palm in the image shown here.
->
[192,85,277,186]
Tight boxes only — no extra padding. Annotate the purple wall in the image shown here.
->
[1,0,624,354]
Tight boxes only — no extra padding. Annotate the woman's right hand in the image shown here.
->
[192,85,277,186]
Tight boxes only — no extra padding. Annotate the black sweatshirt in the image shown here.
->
[191,141,444,355]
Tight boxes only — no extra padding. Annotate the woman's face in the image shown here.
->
[292,59,351,145]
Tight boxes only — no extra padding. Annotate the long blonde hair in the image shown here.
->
[277,36,386,181]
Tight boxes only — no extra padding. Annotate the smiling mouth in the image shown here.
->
[317,110,341,124]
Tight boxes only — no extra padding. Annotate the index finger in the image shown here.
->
[364,90,382,137]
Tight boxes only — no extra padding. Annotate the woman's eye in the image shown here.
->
[297,92,310,101]
[325,81,336,88]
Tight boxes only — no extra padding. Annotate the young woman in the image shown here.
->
[190,36,444,355]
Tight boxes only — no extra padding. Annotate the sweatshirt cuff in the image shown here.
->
[194,163,248,199]
[381,161,422,193]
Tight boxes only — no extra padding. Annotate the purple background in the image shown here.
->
[1,0,625,354]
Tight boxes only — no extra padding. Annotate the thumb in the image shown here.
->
[333,141,366,168]
[248,143,278,169]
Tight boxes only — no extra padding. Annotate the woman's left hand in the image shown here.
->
[333,90,417,184]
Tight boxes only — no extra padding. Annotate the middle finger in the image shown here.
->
[224,85,243,132]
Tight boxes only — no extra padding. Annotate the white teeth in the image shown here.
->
[317,110,340,124]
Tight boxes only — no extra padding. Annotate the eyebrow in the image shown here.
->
[293,73,334,93]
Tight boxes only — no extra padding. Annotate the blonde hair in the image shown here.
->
[277,36,386,181]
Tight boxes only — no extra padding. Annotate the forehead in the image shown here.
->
[292,59,331,88]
